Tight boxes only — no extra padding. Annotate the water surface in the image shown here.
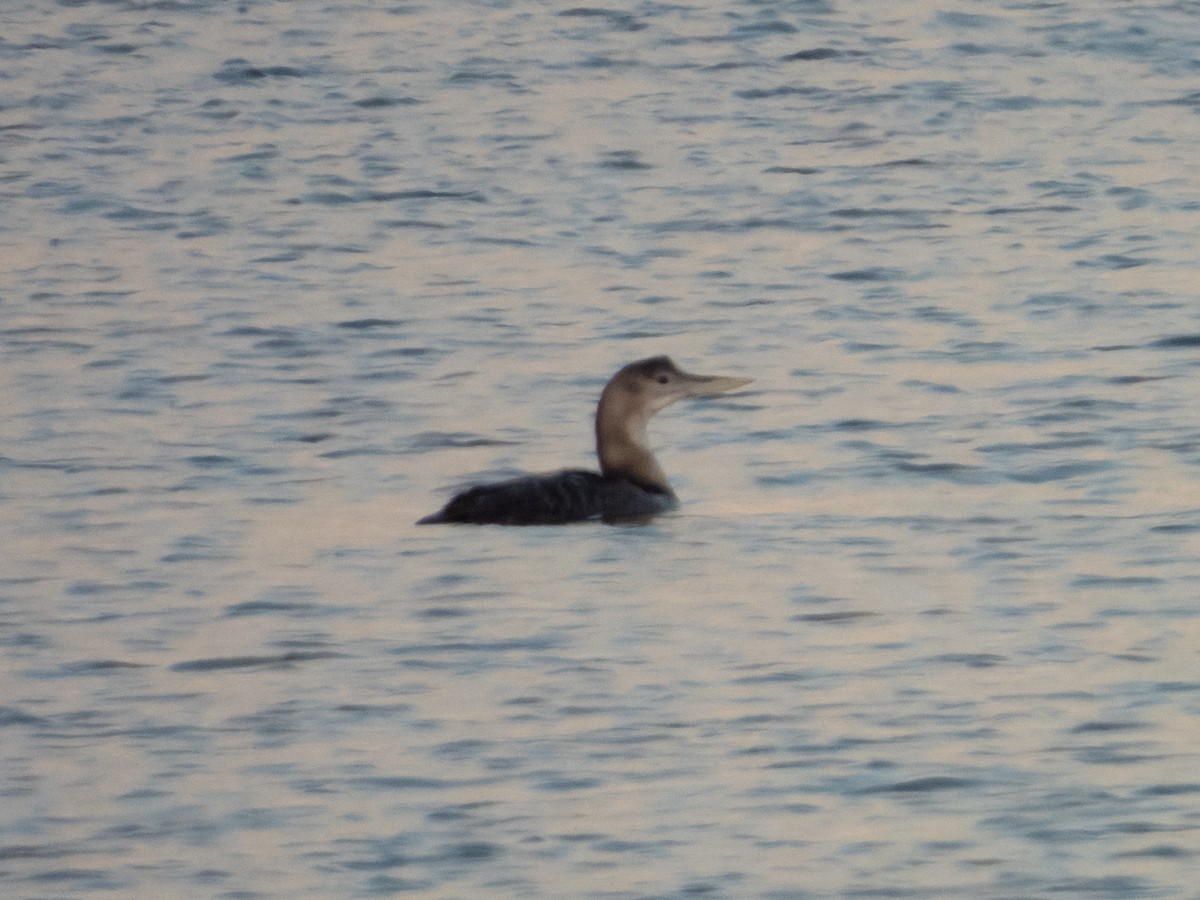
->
[3,1,1200,897]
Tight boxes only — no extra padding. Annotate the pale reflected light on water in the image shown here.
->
[3,1,1200,897]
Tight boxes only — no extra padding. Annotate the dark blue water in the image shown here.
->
[3,2,1200,897]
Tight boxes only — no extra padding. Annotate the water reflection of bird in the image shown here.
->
[418,356,752,525]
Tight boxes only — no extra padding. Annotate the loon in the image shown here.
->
[417,356,752,525]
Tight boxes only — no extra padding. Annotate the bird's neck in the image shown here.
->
[595,388,672,494]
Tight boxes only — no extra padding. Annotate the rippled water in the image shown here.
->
[4,1,1200,897]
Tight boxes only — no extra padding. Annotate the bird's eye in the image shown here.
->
[656,374,670,384]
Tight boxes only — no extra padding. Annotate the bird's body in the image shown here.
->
[417,356,750,526]
[418,469,676,526]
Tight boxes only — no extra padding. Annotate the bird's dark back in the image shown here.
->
[419,469,677,525]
